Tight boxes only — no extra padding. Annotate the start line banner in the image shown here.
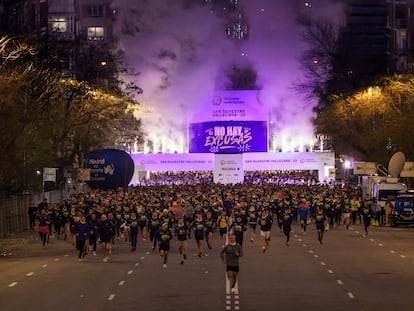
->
[129,152,335,184]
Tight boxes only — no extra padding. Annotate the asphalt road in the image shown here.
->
[1,222,414,311]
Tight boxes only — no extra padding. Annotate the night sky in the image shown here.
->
[113,0,345,153]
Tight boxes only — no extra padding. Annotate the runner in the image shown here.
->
[35,208,50,246]
[175,218,188,264]
[259,208,273,252]
[157,222,173,268]
[148,211,161,251]
[98,214,114,262]
[74,214,90,261]
[217,210,229,247]
[128,211,139,252]
[282,207,293,246]
[247,204,258,243]
[220,234,243,294]
[315,208,326,245]
[229,214,247,247]
[204,211,214,250]
[361,202,373,236]
[193,213,206,257]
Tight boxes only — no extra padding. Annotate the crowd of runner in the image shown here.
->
[31,170,376,270]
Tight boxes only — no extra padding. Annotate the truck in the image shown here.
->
[360,176,407,212]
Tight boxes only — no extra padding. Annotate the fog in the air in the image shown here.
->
[112,0,346,153]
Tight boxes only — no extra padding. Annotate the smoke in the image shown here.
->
[113,0,346,153]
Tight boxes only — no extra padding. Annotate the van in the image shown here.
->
[390,190,414,227]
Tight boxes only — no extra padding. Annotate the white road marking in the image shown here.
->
[26,272,34,277]
[41,264,48,268]
[235,306,240,310]
[108,294,115,301]
[54,258,60,261]
[328,270,333,274]
[348,292,355,299]
[370,239,375,242]
[135,262,140,266]
[390,250,395,254]
[321,262,326,266]
[64,254,69,257]
[226,306,231,310]
[302,243,307,247]
[140,257,145,260]
[309,250,314,253]
[119,281,125,286]
[400,255,406,258]
[314,254,319,258]
[378,243,383,247]
[127,270,133,275]
[298,239,302,242]
[337,280,344,285]
[8,282,18,288]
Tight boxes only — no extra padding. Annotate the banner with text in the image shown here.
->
[214,154,244,184]
[189,121,268,153]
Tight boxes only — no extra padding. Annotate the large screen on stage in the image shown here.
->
[189,120,268,153]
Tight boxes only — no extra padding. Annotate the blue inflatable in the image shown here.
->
[83,149,134,190]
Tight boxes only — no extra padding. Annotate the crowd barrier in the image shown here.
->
[0,190,64,239]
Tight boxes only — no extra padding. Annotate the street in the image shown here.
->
[1,222,414,311]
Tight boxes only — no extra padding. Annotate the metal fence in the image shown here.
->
[0,190,64,239]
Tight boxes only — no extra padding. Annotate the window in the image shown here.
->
[86,5,104,17]
[50,17,67,33]
[87,27,105,40]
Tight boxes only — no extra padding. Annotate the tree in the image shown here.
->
[315,74,414,165]
[0,36,143,197]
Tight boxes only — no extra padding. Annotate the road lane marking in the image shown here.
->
[370,239,375,242]
[26,272,34,277]
[400,255,406,258]
[309,250,314,253]
[314,254,319,258]
[348,292,355,299]
[302,243,307,247]
[390,250,395,254]
[135,262,140,266]
[378,243,383,247]
[108,294,115,301]
[321,262,326,266]
[127,270,133,275]
[337,280,344,285]
[8,282,18,288]
[140,257,145,260]
[54,258,60,261]
[328,270,333,274]
[119,281,125,286]
[42,264,48,268]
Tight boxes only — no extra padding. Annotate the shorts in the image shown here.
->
[159,244,170,252]
[219,228,228,236]
[226,265,239,273]
[260,230,271,239]
[249,224,257,230]
[194,232,204,242]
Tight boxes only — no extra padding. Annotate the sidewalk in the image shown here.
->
[0,230,74,258]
